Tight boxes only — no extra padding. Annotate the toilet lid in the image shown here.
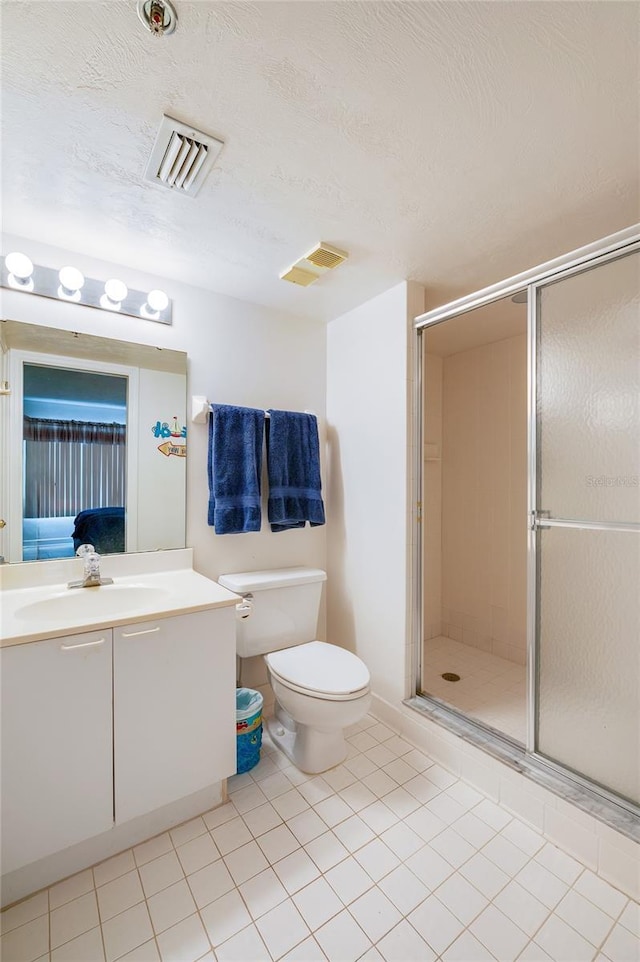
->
[266,641,370,696]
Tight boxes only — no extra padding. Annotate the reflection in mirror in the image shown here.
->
[1,320,187,563]
[421,294,527,744]
[23,365,128,560]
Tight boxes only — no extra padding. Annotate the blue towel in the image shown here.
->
[208,404,265,534]
[266,410,325,532]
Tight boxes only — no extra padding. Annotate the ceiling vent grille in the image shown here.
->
[280,242,349,286]
[305,244,348,270]
[144,115,224,197]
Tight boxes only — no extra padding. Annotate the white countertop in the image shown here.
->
[0,567,240,648]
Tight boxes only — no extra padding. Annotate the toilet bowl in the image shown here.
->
[266,641,371,773]
[217,567,371,775]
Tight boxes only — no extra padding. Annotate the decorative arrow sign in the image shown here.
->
[157,441,186,458]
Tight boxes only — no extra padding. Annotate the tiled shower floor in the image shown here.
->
[423,636,527,743]
[2,714,638,962]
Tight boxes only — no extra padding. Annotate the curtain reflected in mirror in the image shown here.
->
[23,365,128,560]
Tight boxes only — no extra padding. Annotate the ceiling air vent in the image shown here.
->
[305,244,348,270]
[144,115,224,197]
[280,242,349,286]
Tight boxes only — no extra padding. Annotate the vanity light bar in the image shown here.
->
[0,255,172,325]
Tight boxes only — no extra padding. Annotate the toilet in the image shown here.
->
[218,567,371,774]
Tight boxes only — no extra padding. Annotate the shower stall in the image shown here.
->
[412,227,639,820]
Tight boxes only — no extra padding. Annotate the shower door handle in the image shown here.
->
[531,510,551,530]
[532,513,639,533]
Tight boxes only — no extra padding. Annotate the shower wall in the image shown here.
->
[424,332,527,665]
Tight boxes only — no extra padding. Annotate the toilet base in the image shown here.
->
[267,703,348,774]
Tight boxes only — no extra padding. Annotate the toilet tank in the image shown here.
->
[217,567,327,658]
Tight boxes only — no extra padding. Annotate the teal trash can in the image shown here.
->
[236,688,263,774]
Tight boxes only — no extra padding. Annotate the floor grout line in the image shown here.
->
[1,712,637,962]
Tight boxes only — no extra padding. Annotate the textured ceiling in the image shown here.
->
[1,1,638,321]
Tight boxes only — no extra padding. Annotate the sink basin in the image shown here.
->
[15,583,166,622]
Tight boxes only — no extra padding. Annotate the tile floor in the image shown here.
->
[2,713,638,962]
[423,636,526,743]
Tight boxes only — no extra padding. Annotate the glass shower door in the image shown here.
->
[535,248,640,806]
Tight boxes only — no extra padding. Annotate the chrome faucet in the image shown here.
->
[68,544,114,589]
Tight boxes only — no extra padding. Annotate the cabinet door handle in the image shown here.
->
[61,638,106,651]
[121,626,160,638]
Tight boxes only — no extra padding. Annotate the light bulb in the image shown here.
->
[59,266,85,292]
[104,278,128,303]
[5,251,33,280]
[147,289,169,312]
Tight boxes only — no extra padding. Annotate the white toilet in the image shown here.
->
[218,567,371,774]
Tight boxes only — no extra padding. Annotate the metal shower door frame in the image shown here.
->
[411,224,640,818]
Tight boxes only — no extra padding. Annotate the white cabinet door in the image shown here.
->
[0,630,114,874]
[114,608,236,823]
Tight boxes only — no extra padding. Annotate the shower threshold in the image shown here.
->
[405,693,640,845]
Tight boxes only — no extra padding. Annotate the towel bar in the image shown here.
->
[191,396,315,424]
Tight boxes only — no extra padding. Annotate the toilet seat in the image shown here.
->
[266,641,370,702]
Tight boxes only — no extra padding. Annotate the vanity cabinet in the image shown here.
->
[113,608,236,822]
[0,629,114,875]
[0,603,237,878]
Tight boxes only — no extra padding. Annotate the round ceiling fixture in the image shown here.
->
[137,0,178,36]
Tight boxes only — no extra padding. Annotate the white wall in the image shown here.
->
[326,281,424,706]
[1,234,327,707]
[137,368,186,552]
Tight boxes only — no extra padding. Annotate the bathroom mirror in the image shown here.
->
[0,319,187,563]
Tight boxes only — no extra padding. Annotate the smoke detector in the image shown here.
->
[144,115,224,196]
[137,0,178,36]
[280,243,349,286]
